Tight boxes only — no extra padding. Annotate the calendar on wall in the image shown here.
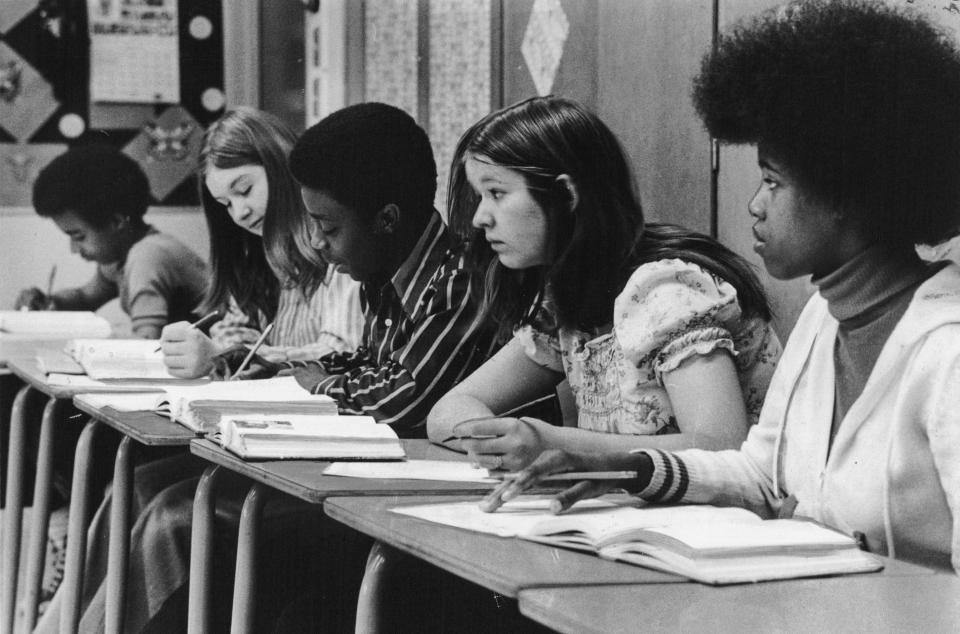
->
[0,0,224,208]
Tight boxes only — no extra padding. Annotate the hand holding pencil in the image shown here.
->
[159,311,222,378]
[450,415,558,472]
[480,449,654,514]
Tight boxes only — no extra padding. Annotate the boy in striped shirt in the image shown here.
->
[285,102,501,436]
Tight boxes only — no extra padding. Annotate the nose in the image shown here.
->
[309,224,327,251]
[227,200,251,225]
[747,186,765,219]
[471,199,492,230]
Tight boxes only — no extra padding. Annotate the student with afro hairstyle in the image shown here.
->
[16,145,208,338]
[482,0,960,575]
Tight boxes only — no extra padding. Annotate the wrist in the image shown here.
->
[624,452,654,494]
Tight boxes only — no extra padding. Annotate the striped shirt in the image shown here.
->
[290,212,499,435]
[270,269,363,358]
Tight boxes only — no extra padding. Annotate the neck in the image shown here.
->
[813,244,928,324]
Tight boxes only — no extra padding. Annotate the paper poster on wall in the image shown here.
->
[0,143,68,206]
[87,0,180,104]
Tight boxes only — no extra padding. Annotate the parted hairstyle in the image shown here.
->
[33,145,151,227]
[693,0,960,246]
[199,107,325,323]
[447,96,771,341]
[288,102,437,228]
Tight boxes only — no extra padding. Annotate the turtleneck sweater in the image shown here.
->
[812,245,936,450]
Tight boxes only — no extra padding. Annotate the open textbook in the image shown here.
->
[393,499,883,585]
[0,311,111,338]
[65,339,179,380]
[69,376,339,434]
[158,376,339,433]
[216,413,405,460]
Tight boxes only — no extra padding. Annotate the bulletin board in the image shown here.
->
[0,0,225,208]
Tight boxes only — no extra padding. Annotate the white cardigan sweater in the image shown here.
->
[638,264,960,573]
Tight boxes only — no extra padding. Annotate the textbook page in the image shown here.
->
[69,339,176,380]
[45,374,169,392]
[75,392,173,412]
[391,496,642,537]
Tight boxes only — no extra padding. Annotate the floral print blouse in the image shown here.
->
[515,259,781,435]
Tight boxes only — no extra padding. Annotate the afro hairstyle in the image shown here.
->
[288,102,437,226]
[33,145,152,227]
[693,0,960,246]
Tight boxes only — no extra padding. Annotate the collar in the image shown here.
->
[813,244,930,324]
[384,211,450,316]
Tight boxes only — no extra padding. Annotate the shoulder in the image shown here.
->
[128,230,203,268]
[614,258,740,328]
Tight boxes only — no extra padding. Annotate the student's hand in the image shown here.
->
[252,344,289,364]
[457,416,556,472]
[480,449,653,514]
[15,287,53,310]
[291,364,330,391]
[160,321,219,378]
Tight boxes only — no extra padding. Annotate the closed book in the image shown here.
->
[67,339,182,380]
[216,414,405,460]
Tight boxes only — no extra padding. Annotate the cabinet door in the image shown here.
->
[597,0,713,234]
[716,0,815,340]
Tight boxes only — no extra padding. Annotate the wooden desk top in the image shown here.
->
[190,439,499,503]
[518,572,960,634]
[73,395,195,446]
[0,338,65,372]
[323,495,682,598]
[7,352,100,399]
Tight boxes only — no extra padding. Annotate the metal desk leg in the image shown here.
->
[59,419,103,634]
[231,483,267,634]
[20,397,61,632]
[187,466,223,634]
[0,386,32,634]
[105,436,134,634]
[355,541,404,634]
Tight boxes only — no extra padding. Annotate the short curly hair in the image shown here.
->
[33,145,152,227]
[693,0,960,246]
[288,102,437,226]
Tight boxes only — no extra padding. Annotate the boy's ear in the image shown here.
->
[555,174,580,212]
[373,203,400,234]
[109,212,129,230]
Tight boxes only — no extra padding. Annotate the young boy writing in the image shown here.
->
[15,145,208,338]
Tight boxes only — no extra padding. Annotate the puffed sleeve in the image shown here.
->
[512,303,564,373]
[615,259,742,383]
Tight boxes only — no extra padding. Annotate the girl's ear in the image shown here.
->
[555,174,580,212]
[374,203,400,234]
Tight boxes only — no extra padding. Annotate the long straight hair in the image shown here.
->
[199,107,325,323]
[448,96,770,341]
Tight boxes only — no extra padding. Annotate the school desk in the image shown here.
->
[1,344,84,634]
[69,395,196,634]
[185,439,497,634]
[517,572,960,634]
[322,496,940,633]
[3,351,179,634]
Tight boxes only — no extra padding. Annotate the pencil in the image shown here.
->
[440,415,510,443]
[230,322,274,380]
[45,265,57,308]
[494,471,638,482]
[153,310,220,353]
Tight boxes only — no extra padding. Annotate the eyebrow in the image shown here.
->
[758,158,783,174]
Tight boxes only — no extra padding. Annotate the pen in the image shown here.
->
[153,310,220,353]
[45,264,57,309]
[495,471,638,482]
[230,322,274,380]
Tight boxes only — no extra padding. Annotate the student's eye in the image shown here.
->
[762,177,779,190]
[488,189,505,201]
[319,225,338,235]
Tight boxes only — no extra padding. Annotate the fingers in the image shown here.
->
[15,288,47,310]
[479,449,575,513]
[159,321,193,344]
[552,481,613,514]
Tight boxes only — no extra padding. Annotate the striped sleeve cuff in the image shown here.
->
[629,449,690,504]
